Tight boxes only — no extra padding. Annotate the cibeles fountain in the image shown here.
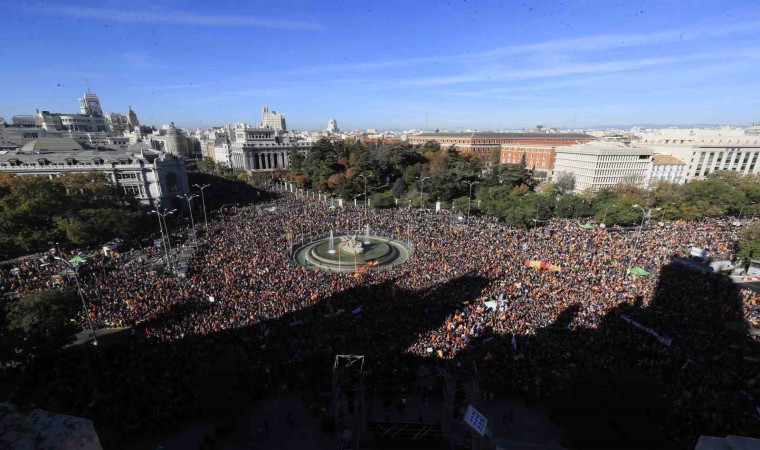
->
[291,226,411,272]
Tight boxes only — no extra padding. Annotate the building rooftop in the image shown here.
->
[412,132,593,140]
[652,154,685,165]
[19,137,83,153]
[0,402,102,450]
[556,142,654,156]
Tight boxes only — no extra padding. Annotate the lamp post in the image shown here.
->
[54,257,98,346]
[418,176,430,219]
[358,173,369,211]
[602,204,614,226]
[628,205,662,271]
[193,183,210,230]
[463,180,479,224]
[178,194,199,248]
[149,208,176,271]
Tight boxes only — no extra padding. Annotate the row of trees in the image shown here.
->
[0,173,146,260]
[282,139,760,228]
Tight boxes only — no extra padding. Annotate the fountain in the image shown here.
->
[291,230,411,273]
[328,230,336,254]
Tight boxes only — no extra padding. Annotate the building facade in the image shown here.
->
[647,154,686,186]
[327,118,339,134]
[0,138,190,210]
[635,127,760,181]
[260,105,286,131]
[409,132,593,162]
[553,142,653,192]
[105,113,129,135]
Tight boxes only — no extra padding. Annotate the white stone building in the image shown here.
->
[260,105,286,131]
[105,112,129,134]
[647,154,686,186]
[553,141,653,192]
[0,138,190,210]
[635,127,760,181]
[327,118,339,134]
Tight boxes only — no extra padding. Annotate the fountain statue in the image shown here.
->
[338,235,364,254]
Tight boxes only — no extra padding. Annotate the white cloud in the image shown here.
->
[28,5,322,31]
[284,20,760,75]
[387,49,760,87]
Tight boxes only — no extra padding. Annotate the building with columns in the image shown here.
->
[0,138,190,210]
[223,124,313,171]
[634,127,760,181]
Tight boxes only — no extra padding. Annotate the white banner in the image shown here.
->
[621,315,672,347]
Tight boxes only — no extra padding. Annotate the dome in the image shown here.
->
[19,137,84,153]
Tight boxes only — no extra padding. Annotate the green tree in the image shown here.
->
[198,157,217,173]
[737,222,760,263]
[6,290,81,349]
[370,191,395,208]
[56,208,145,246]
[391,178,407,198]
[451,196,471,212]
[288,146,304,172]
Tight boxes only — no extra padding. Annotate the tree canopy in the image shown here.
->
[0,172,144,259]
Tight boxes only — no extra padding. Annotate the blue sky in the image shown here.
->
[1,0,759,131]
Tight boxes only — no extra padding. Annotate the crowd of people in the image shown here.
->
[2,192,759,448]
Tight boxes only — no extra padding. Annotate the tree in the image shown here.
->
[56,208,145,246]
[6,290,81,349]
[737,222,760,263]
[370,191,395,208]
[391,178,407,198]
[554,172,577,195]
[451,196,471,212]
[198,157,217,173]
[288,146,304,172]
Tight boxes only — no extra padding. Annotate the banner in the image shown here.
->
[621,315,672,346]
[690,247,708,259]
[524,259,561,272]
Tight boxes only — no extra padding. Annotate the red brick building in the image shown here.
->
[408,132,593,163]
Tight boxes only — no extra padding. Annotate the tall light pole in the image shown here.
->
[418,176,430,219]
[151,208,177,271]
[628,204,661,271]
[149,208,174,271]
[54,257,98,346]
[178,194,199,248]
[193,183,210,230]
[463,180,478,224]
[358,173,369,211]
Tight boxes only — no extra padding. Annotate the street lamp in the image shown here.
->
[418,176,431,219]
[358,173,370,211]
[149,208,177,271]
[193,183,210,230]
[178,194,199,248]
[54,256,98,346]
[463,180,479,224]
[628,205,662,271]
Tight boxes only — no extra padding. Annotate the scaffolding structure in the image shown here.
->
[332,355,365,450]
[443,360,481,449]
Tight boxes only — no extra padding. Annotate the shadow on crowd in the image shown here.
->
[6,275,488,448]
[5,262,760,449]
[463,262,759,449]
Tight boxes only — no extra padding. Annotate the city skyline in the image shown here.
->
[1,0,760,130]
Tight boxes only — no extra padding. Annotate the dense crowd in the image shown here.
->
[2,193,759,448]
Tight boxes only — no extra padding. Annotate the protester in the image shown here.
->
[2,193,757,447]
